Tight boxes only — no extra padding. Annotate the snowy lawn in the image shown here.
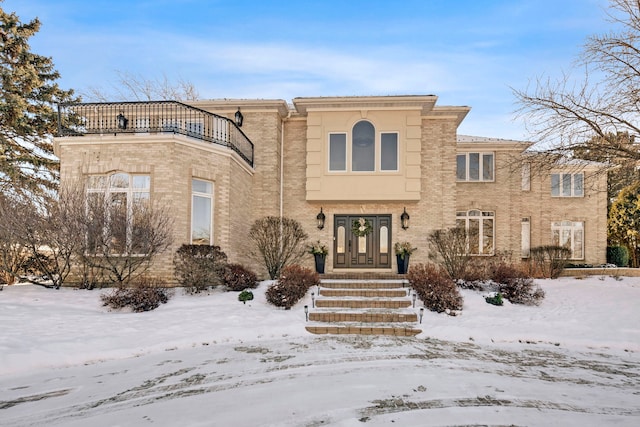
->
[1,276,639,426]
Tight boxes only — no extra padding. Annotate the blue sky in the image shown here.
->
[4,0,614,139]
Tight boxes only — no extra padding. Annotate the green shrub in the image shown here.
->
[224,263,258,291]
[173,244,227,293]
[607,246,629,267]
[485,292,503,306]
[100,278,173,312]
[265,265,319,309]
[407,263,463,314]
[238,290,254,304]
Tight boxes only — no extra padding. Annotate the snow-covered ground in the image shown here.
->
[1,276,639,426]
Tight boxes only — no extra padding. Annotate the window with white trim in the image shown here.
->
[457,152,494,181]
[327,121,399,172]
[551,220,584,259]
[86,173,151,254]
[380,132,398,171]
[521,217,530,258]
[329,133,347,171]
[551,173,583,197]
[191,179,213,245]
[456,210,495,255]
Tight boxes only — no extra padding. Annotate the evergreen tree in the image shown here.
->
[608,181,640,267]
[0,4,79,196]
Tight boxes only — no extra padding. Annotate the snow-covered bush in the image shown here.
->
[408,263,463,314]
[265,265,318,309]
[224,263,258,291]
[100,278,173,312]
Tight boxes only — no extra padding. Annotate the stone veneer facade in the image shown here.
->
[54,95,607,282]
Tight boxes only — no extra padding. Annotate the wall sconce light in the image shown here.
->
[419,307,424,324]
[401,207,410,230]
[316,207,326,230]
[304,305,309,322]
[116,112,128,130]
[234,108,244,127]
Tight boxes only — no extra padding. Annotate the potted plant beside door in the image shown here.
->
[394,241,416,274]
[309,241,329,274]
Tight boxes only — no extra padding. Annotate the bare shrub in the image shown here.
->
[428,227,470,281]
[223,263,258,291]
[100,277,173,312]
[249,216,308,279]
[266,265,319,309]
[528,245,571,278]
[407,263,463,314]
[488,261,545,306]
[81,192,173,286]
[173,245,227,293]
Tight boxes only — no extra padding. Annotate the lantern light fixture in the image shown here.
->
[234,108,244,127]
[401,207,410,230]
[316,207,326,230]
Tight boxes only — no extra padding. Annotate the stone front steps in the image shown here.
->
[305,279,422,336]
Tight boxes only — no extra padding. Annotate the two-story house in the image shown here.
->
[54,95,607,281]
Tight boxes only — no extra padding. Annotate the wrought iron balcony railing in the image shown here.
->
[57,101,254,167]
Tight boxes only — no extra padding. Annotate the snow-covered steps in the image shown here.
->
[305,324,421,336]
[305,279,422,336]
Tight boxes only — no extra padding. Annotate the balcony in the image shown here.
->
[57,101,254,167]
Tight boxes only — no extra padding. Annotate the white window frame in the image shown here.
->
[86,172,151,255]
[456,209,495,255]
[551,220,584,260]
[380,132,399,172]
[521,217,531,258]
[457,152,495,182]
[191,179,214,245]
[328,132,347,172]
[551,173,584,197]
[326,123,400,173]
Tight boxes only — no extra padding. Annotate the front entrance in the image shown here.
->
[333,215,392,269]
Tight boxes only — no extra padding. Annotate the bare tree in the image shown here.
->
[249,216,308,280]
[83,70,199,102]
[80,191,173,286]
[0,193,30,284]
[0,184,86,289]
[513,0,640,174]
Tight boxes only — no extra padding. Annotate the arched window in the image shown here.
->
[352,121,375,171]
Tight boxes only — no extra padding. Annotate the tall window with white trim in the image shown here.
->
[456,210,495,255]
[551,220,584,259]
[191,179,213,245]
[86,173,150,254]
